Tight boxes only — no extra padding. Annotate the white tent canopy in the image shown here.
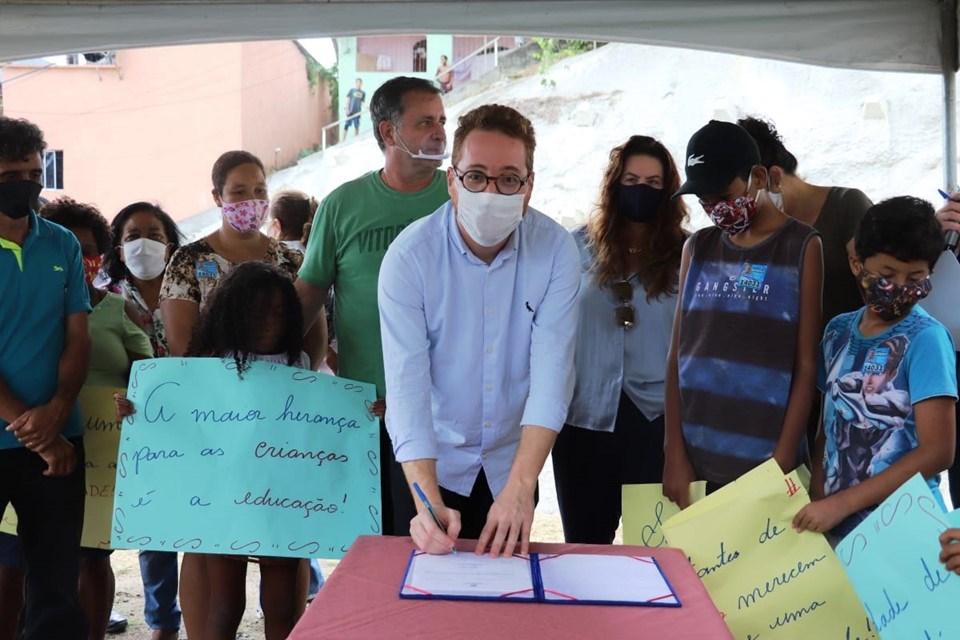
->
[0,0,952,72]
[0,0,957,179]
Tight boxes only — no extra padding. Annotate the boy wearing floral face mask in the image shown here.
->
[794,197,956,538]
[663,120,824,507]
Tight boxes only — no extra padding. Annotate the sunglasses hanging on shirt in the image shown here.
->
[612,279,634,329]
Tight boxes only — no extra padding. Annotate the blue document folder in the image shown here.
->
[399,550,681,607]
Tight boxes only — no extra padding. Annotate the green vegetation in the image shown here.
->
[306,58,339,122]
[532,38,598,72]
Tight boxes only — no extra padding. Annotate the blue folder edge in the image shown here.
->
[398,550,682,608]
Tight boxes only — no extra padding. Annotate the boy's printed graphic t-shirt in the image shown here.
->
[678,218,817,484]
[820,305,957,535]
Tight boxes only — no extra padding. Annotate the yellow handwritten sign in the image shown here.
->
[622,482,707,547]
[2,386,123,549]
[794,464,811,492]
[661,460,877,640]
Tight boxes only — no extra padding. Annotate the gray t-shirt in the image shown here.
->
[813,187,873,328]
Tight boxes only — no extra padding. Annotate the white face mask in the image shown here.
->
[123,238,168,280]
[456,184,524,247]
[282,239,305,254]
[759,173,784,211]
[394,127,449,161]
[761,188,784,211]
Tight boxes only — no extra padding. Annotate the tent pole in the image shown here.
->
[946,71,957,190]
[943,0,958,190]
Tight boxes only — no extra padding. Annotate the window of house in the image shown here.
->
[62,52,117,66]
[43,150,63,190]
[356,36,427,73]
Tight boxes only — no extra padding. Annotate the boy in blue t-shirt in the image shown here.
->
[794,196,957,538]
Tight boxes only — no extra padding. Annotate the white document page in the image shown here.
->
[537,554,679,605]
[919,250,960,345]
[401,552,536,600]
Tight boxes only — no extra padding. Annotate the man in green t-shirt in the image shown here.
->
[295,76,449,536]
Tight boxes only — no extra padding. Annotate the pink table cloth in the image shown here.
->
[289,536,732,639]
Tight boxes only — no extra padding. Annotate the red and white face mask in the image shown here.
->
[703,195,758,235]
[83,254,103,285]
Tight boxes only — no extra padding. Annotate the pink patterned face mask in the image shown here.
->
[222,199,270,233]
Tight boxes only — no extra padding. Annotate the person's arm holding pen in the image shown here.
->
[379,246,461,555]
[402,461,461,554]
[936,188,960,249]
[413,482,457,554]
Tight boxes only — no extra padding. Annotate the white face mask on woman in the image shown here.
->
[765,189,785,211]
[455,183,524,247]
[123,238,168,280]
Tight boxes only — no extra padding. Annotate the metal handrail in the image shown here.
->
[321,106,369,150]
[319,36,503,151]
[436,36,501,81]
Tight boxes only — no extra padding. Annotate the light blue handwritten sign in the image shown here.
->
[835,474,959,639]
[111,358,381,560]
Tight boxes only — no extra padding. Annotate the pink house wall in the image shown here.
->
[3,40,330,223]
[356,35,427,73]
[3,43,242,221]
[240,41,327,173]
[452,36,516,62]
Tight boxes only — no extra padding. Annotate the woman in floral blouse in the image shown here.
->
[159,150,303,355]
[158,150,306,639]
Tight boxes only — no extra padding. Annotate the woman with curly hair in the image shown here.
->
[42,197,153,640]
[551,135,687,544]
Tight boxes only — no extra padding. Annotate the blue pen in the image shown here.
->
[412,482,456,553]
[940,189,960,251]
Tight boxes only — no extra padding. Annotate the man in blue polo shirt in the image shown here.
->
[0,117,90,639]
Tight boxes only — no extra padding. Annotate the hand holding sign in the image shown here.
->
[111,358,380,559]
[939,518,960,574]
[836,474,960,638]
[662,460,874,639]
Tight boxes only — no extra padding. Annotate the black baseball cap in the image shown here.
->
[673,120,761,198]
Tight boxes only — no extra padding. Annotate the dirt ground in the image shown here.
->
[109,460,614,639]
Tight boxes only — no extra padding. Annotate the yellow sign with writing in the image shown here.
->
[622,482,707,547]
[2,386,123,549]
[661,459,877,640]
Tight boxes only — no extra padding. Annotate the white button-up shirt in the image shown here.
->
[379,201,580,496]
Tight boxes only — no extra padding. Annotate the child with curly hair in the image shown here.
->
[120,261,311,640]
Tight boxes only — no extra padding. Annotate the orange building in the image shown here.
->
[0,40,332,221]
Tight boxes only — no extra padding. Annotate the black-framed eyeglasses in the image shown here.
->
[453,168,529,195]
[611,280,634,329]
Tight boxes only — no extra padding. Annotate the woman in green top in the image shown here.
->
[42,198,152,640]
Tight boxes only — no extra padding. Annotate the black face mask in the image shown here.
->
[0,180,42,220]
[617,183,663,223]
